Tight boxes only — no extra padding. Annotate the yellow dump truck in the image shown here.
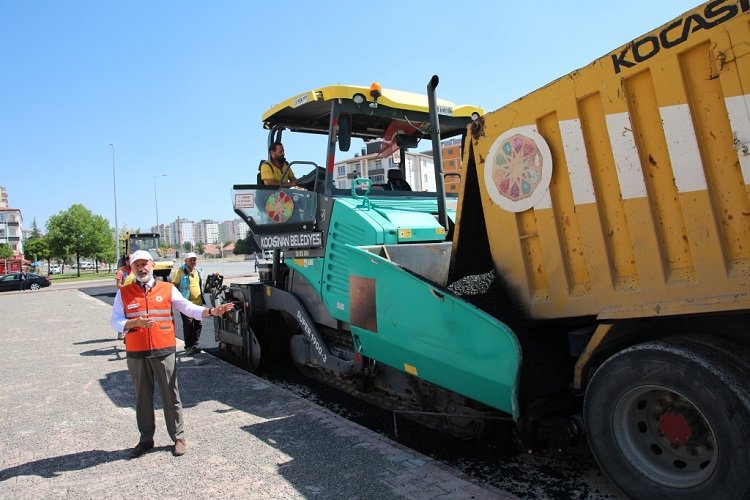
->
[451,1,750,497]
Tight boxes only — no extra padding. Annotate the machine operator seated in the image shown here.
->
[259,142,297,188]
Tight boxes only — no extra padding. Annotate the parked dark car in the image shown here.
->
[0,272,52,292]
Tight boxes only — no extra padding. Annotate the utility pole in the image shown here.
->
[153,174,167,231]
[109,143,120,266]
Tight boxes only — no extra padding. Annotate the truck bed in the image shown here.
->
[458,1,750,320]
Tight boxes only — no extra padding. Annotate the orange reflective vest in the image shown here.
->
[121,280,176,357]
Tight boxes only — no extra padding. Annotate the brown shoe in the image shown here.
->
[129,440,154,459]
[173,439,187,456]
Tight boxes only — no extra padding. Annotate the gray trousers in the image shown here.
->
[127,353,184,443]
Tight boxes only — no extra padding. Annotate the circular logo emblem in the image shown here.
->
[265,191,295,223]
[155,296,163,303]
[484,126,552,212]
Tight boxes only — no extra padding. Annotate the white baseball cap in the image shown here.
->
[130,250,153,263]
[184,252,197,260]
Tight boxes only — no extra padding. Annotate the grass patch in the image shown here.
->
[49,272,117,283]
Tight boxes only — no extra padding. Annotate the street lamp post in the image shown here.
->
[109,144,120,267]
[153,174,167,234]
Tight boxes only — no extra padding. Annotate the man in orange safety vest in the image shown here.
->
[110,250,234,458]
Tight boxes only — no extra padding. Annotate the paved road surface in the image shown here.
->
[0,287,513,499]
[79,280,623,499]
[2,268,624,499]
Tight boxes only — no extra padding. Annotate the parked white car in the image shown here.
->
[49,264,62,275]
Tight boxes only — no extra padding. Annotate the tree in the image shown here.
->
[0,243,12,259]
[47,204,114,277]
[233,237,248,255]
[24,235,50,265]
[182,241,193,253]
[90,214,115,272]
[233,234,259,255]
[195,242,205,255]
[30,218,42,238]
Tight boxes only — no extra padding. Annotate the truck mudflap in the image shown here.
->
[344,244,521,419]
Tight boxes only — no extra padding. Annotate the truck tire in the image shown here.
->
[583,339,750,500]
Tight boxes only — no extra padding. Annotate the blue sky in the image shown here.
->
[0,0,700,233]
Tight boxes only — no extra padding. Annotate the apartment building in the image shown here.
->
[333,140,434,191]
[218,219,249,243]
[0,186,24,257]
[164,218,195,247]
[153,217,249,247]
[218,221,234,243]
[442,138,463,194]
[194,219,219,244]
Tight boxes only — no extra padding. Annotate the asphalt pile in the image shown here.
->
[447,270,495,297]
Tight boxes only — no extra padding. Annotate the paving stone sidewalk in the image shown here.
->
[0,288,515,499]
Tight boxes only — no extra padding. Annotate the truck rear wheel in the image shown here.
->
[584,339,750,500]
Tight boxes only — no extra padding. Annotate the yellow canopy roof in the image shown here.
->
[262,83,483,138]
